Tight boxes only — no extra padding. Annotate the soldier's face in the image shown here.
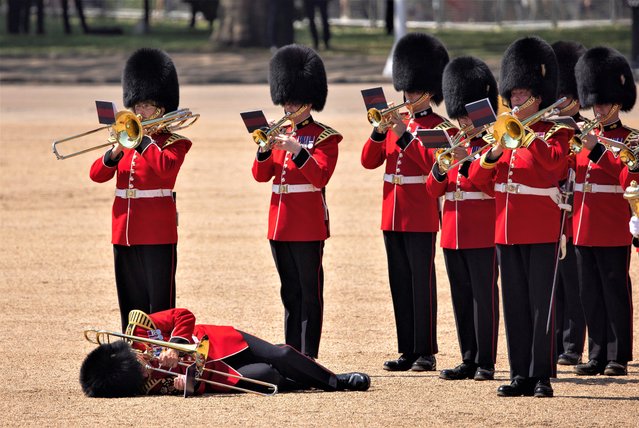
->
[594,103,614,118]
[404,91,425,104]
[458,116,473,129]
[134,101,164,120]
[510,88,533,107]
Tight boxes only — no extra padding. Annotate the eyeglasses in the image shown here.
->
[134,101,157,110]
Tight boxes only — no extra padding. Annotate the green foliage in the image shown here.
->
[0,13,631,60]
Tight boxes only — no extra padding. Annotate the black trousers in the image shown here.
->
[223,331,338,393]
[269,240,325,358]
[304,0,330,48]
[555,239,586,357]
[383,231,438,355]
[113,244,177,332]
[443,247,499,367]
[574,245,633,365]
[497,243,557,380]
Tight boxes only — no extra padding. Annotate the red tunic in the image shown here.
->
[426,136,496,249]
[573,122,639,246]
[251,119,341,241]
[468,120,573,245]
[89,131,191,246]
[133,308,249,395]
[361,110,457,232]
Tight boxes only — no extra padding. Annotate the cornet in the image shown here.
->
[568,116,602,154]
[52,108,199,160]
[367,100,411,132]
[251,114,296,150]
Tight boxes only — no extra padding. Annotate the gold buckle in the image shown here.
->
[126,189,137,198]
[505,183,520,194]
[454,190,464,200]
[392,175,403,185]
[583,183,592,193]
[279,184,289,194]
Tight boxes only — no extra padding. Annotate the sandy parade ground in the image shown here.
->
[1,82,638,427]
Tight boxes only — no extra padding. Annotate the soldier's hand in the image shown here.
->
[159,348,180,368]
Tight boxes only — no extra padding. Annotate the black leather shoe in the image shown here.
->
[497,379,534,397]
[439,362,476,380]
[574,359,605,376]
[474,366,495,381]
[383,353,417,371]
[533,378,554,398]
[603,361,628,376]
[336,372,371,391]
[557,352,582,365]
[411,355,436,372]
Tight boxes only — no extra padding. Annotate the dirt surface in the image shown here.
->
[1,83,638,427]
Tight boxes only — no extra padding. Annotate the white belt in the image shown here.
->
[272,184,320,194]
[494,183,558,197]
[445,191,493,201]
[115,188,173,199]
[383,173,426,185]
[574,183,624,194]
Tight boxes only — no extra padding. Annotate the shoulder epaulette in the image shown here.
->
[623,129,639,147]
[433,118,457,133]
[162,133,189,148]
[544,122,573,141]
[314,122,342,146]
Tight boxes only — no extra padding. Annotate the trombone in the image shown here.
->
[84,328,278,397]
[435,97,566,173]
[598,135,639,170]
[52,108,199,160]
[252,114,296,150]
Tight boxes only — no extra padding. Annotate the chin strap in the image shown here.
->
[558,99,579,116]
[407,92,432,116]
[597,104,621,124]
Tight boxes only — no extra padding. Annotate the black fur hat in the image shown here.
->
[392,32,449,105]
[442,56,498,119]
[80,341,144,398]
[499,36,558,109]
[575,46,636,112]
[122,48,179,113]
[269,44,328,111]
[551,41,586,101]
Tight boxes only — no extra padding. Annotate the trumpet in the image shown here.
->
[436,122,497,171]
[435,98,566,173]
[84,328,278,397]
[367,100,410,131]
[569,116,602,154]
[52,108,199,160]
[251,114,296,150]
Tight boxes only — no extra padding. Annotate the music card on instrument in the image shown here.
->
[552,116,580,131]
[361,87,388,111]
[415,129,452,149]
[95,100,117,125]
[598,135,628,152]
[465,98,496,128]
[240,110,269,133]
[183,362,197,398]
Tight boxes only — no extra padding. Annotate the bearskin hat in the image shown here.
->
[500,36,558,109]
[442,56,498,119]
[122,48,179,113]
[269,44,328,111]
[551,41,586,101]
[392,32,449,105]
[575,46,636,112]
[80,341,144,398]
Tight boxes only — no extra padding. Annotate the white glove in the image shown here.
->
[629,216,639,238]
